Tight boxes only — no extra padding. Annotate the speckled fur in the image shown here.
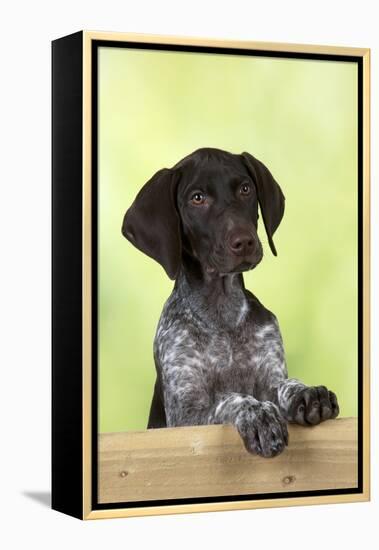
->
[153,269,294,456]
[153,271,338,456]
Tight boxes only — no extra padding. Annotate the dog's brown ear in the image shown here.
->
[122,168,181,279]
[241,152,285,256]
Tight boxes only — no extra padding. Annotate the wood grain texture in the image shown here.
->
[98,417,357,504]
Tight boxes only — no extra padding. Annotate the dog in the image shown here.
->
[122,148,339,457]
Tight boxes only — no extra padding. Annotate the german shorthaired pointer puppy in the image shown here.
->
[122,148,339,458]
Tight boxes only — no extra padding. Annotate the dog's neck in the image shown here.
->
[175,256,248,328]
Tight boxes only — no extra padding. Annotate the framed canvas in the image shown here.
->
[52,31,370,520]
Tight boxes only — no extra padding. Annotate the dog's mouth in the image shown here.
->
[203,240,263,277]
[230,260,256,273]
[205,258,261,276]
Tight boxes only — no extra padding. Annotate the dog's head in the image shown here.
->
[122,148,285,280]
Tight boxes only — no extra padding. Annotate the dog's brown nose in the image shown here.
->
[228,230,255,257]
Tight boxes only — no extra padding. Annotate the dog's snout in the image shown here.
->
[228,230,255,257]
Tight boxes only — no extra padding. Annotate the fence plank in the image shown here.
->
[98,417,357,504]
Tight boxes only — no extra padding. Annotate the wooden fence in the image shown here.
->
[98,417,357,504]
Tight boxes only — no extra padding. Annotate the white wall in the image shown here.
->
[1,1,377,548]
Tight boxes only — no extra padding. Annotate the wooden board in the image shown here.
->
[98,417,358,504]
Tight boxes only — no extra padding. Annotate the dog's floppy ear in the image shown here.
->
[122,168,181,279]
[241,152,285,256]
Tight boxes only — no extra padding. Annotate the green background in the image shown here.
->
[98,47,358,433]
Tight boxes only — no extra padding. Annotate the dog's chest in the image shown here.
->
[156,312,279,394]
[200,330,265,391]
[203,331,252,370]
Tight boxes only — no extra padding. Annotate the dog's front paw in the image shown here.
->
[287,386,339,426]
[236,402,288,458]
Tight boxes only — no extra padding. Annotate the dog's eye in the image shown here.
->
[190,192,206,205]
[240,183,251,196]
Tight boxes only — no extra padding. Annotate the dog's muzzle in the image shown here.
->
[228,229,255,257]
